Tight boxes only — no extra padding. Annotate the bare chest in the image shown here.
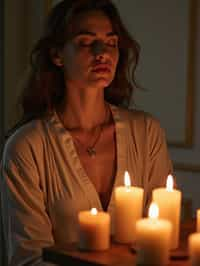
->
[72,124,116,209]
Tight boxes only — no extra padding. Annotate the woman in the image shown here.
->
[0,0,173,265]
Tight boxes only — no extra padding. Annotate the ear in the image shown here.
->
[50,48,64,67]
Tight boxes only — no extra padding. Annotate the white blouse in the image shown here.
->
[0,104,173,265]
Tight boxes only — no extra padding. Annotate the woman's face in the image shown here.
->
[59,10,119,90]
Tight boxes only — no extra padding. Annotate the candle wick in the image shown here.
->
[166,187,173,192]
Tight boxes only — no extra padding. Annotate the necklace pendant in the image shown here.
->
[87,147,96,157]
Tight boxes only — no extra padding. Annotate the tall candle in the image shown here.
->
[197,209,200,232]
[78,208,110,251]
[152,175,181,249]
[189,233,200,266]
[135,203,172,266]
[114,171,144,243]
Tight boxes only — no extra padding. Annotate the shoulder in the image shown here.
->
[115,105,168,156]
[113,105,167,147]
[115,105,163,132]
[2,119,46,162]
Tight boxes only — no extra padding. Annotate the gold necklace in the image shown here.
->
[74,124,103,157]
[73,105,109,158]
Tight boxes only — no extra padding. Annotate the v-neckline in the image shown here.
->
[51,103,127,213]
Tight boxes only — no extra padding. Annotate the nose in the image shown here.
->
[92,41,109,60]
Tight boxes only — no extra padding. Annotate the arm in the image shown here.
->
[0,133,57,266]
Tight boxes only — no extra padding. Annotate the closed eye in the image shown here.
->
[75,35,118,48]
[106,38,118,47]
[78,39,94,47]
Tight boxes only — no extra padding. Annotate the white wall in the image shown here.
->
[114,0,190,144]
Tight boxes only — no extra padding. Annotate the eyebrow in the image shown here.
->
[74,30,118,37]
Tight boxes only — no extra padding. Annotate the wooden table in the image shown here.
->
[43,220,195,266]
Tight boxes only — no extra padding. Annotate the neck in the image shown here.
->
[57,87,109,131]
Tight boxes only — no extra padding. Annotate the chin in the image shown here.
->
[90,76,113,89]
[96,80,112,89]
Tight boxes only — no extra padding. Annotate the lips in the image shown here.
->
[92,64,111,73]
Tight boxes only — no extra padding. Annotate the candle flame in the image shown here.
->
[166,175,174,192]
[124,171,131,187]
[148,202,159,219]
[90,208,98,215]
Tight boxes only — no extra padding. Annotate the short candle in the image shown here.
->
[152,174,181,249]
[197,209,200,232]
[135,202,172,266]
[189,233,200,266]
[78,208,110,251]
[114,171,144,243]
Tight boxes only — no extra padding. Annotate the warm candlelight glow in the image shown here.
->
[114,171,144,243]
[148,202,159,219]
[78,208,110,251]
[136,203,172,265]
[166,174,174,192]
[91,208,98,215]
[197,209,200,232]
[153,176,181,249]
[124,171,131,187]
[189,233,200,265]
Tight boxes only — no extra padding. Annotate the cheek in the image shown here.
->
[63,49,87,76]
[112,47,119,62]
[112,50,119,70]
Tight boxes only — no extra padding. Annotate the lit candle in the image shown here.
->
[114,171,144,243]
[197,209,200,232]
[189,233,200,266]
[152,174,181,249]
[135,203,172,266]
[78,208,110,251]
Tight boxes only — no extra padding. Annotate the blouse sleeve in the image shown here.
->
[0,133,57,266]
[143,115,174,215]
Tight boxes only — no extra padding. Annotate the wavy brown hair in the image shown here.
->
[20,0,140,121]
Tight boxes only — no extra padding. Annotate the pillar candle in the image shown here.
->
[152,175,181,249]
[114,171,144,243]
[78,208,110,251]
[189,233,200,266]
[135,203,172,266]
[197,209,200,232]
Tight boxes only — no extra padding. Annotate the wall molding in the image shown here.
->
[185,0,197,147]
[174,162,200,173]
